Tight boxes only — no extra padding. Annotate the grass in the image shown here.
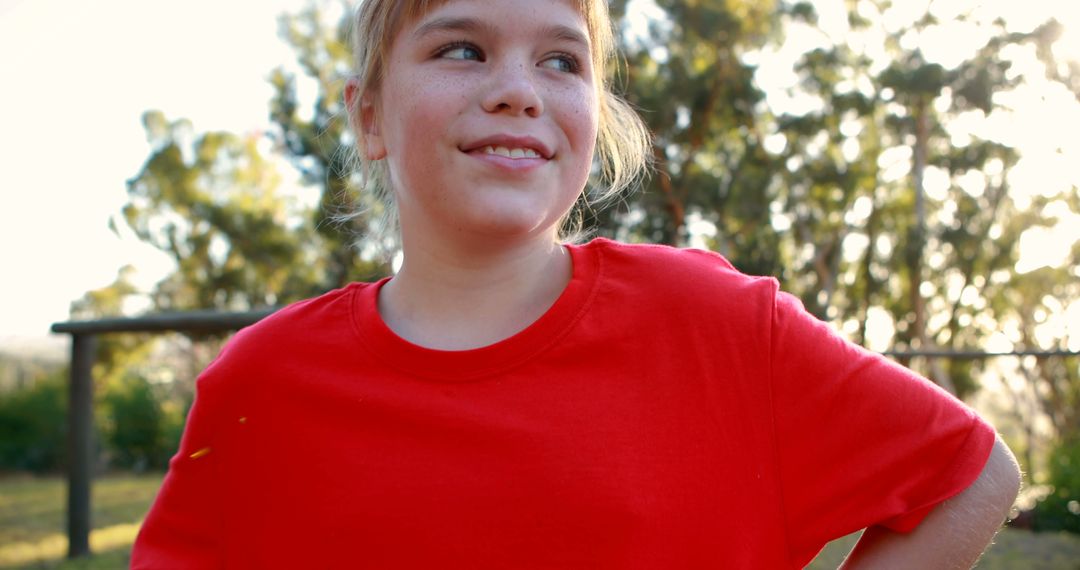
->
[0,473,161,569]
[809,527,1080,568]
[2,473,1080,569]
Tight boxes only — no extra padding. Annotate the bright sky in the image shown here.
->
[1,0,1078,347]
[0,0,305,342]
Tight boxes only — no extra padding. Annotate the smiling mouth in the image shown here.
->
[480,145,542,159]
[461,136,553,160]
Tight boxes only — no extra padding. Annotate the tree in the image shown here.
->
[270,2,391,284]
[69,265,156,390]
[124,111,328,313]
[607,0,781,269]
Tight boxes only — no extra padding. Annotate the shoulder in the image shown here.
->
[202,282,373,378]
[579,238,779,310]
[240,283,365,340]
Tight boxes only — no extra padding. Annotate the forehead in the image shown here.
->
[402,0,588,18]
[393,0,595,41]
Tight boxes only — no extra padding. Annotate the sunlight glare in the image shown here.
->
[1015,209,1080,274]
[1067,303,1080,352]
[1051,5,1080,64]
[864,307,895,353]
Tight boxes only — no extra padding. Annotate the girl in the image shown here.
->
[132,0,1020,567]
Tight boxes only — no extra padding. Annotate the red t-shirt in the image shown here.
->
[132,238,995,568]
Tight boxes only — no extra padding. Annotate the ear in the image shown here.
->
[345,77,387,160]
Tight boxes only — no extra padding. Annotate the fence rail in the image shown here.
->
[51,308,279,335]
[881,349,1079,359]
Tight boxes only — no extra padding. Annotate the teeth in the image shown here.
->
[483,145,541,159]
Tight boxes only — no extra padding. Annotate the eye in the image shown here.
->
[436,41,483,62]
[539,53,581,74]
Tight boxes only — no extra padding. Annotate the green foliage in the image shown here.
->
[604,1,1078,408]
[121,4,390,314]
[69,267,157,390]
[100,374,185,472]
[1034,436,1080,534]
[605,0,778,248]
[0,368,187,474]
[0,371,67,473]
[125,113,325,312]
[269,3,391,284]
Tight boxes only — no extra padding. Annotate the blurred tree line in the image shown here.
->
[3,0,1078,531]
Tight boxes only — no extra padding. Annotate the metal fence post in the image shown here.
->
[67,333,97,558]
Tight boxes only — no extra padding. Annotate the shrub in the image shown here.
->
[101,374,181,471]
[0,371,68,473]
[1034,436,1080,534]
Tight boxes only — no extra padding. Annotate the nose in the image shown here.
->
[481,59,543,117]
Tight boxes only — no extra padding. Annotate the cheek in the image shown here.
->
[562,89,600,166]
[380,88,459,191]
[563,86,600,150]
[384,77,467,153]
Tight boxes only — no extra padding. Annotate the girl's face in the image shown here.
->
[366,0,600,247]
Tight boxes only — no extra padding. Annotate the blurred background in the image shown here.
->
[1,0,1078,567]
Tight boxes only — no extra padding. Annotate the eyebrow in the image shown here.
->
[412,16,494,40]
[543,24,590,50]
[412,16,590,50]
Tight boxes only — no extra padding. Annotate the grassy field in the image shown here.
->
[0,473,159,569]
[2,474,1079,569]
[809,529,1080,568]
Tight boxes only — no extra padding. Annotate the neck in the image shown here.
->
[378,231,572,350]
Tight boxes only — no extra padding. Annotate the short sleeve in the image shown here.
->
[130,351,230,568]
[767,289,996,567]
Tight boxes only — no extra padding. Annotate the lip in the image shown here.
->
[460,135,554,160]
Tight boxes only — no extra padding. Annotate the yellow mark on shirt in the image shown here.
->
[238,416,247,424]
[189,447,211,459]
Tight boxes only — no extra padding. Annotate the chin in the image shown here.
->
[464,214,559,241]
[457,194,574,237]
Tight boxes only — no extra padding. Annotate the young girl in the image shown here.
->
[132,0,1020,567]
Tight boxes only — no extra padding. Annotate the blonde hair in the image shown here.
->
[343,0,651,243]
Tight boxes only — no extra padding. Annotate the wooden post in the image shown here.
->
[67,333,97,558]
[51,307,278,560]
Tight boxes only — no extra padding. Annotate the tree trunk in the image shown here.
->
[910,96,956,394]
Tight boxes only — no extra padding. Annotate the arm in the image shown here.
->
[839,436,1021,569]
[131,366,227,568]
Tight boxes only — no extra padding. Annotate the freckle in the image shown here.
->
[189,447,211,459]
